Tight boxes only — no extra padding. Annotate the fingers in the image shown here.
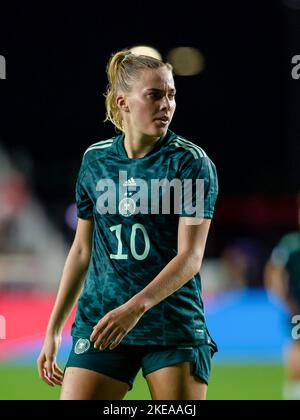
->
[98,329,120,351]
[41,365,63,387]
[45,358,54,381]
[37,355,54,386]
[90,320,108,342]
[52,364,64,385]
[50,373,63,386]
[91,321,125,350]
[108,332,124,350]
[37,354,46,381]
[92,324,115,349]
[53,363,64,377]
[41,368,56,387]
[37,355,63,387]
[44,363,63,386]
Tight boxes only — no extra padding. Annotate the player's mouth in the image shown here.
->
[154,116,170,125]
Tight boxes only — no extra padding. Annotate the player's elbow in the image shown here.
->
[183,251,204,275]
[71,242,92,269]
[192,254,203,274]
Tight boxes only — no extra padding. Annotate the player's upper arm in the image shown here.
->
[177,217,211,265]
[72,217,94,259]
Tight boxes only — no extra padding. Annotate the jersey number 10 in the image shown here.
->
[109,223,150,261]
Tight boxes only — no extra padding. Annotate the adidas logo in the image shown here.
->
[123,177,136,187]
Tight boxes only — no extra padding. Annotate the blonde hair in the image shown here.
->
[104,49,173,132]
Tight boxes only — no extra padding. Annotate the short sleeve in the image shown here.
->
[75,159,93,219]
[178,155,218,219]
[270,233,298,268]
[270,243,289,268]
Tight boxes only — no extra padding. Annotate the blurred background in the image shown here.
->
[0,0,300,400]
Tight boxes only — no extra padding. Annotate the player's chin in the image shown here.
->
[150,123,169,136]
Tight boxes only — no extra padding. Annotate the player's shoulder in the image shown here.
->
[168,131,210,162]
[81,136,116,166]
[272,231,300,267]
[278,231,300,251]
[167,132,217,178]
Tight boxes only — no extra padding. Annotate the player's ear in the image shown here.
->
[116,94,129,112]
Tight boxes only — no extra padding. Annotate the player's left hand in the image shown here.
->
[90,299,145,350]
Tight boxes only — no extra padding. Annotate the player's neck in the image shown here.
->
[123,134,160,159]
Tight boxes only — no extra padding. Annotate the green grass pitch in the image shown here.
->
[0,363,284,400]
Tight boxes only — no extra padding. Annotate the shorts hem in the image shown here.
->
[142,355,195,378]
[194,373,209,385]
[142,355,210,386]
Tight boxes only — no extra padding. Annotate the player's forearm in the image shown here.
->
[132,252,203,313]
[45,244,90,336]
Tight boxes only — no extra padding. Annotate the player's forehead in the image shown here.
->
[135,67,175,91]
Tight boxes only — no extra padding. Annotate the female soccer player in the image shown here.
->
[37,50,219,400]
[264,194,300,400]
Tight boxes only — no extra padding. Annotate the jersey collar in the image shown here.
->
[115,129,174,160]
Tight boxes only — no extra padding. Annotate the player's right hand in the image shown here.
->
[37,334,64,387]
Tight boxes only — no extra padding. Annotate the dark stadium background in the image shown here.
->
[1,1,299,255]
[0,0,299,400]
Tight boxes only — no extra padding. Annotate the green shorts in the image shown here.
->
[65,336,217,391]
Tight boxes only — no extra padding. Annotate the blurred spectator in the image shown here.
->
[0,144,68,289]
[264,194,300,400]
[220,237,267,290]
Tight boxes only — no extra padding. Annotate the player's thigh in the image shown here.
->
[60,367,129,400]
[145,361,207,400]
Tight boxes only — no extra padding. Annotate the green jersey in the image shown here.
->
[271,231,300,308]
[72,129,218,346]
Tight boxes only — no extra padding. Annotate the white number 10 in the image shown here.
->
[109,223,150,261]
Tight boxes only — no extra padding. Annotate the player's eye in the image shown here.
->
[148,92,162,100]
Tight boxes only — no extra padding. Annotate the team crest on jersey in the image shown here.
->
[118,197,136,217]
[74,338,90,354]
